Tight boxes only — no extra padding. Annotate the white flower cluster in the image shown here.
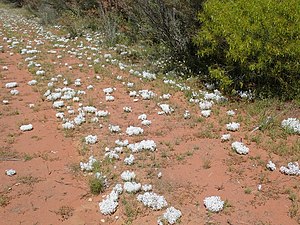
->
[124,154,135,165]
[80,156,97,171]
[83,106,97,113]
[280,162,300,176]
[123,106,132,112]
[226,122,240,131]
[28,80,37,86]
[204,90,226,102]
[227,110,235,116]
[109,124,121,133]
[142,71,156,80]
[96,110,109,117]
[231,141,249,155]
[121,170,136,181]
[124,181,141,193]
[158,104,174,115]
[127,140,156,152]
[221,134,231,142]
[203,196,224,212]
[142,184,152,192]
[20,124,33,131]
[62,121,75,129]
[184,110,191,119]
[85,135,98,144]
[160,94,171,100]
[159,207,182,225]
[126,126,143,136]
[5,169,16,176]
[10,89,19,95]
[115,139,129,147]
[281,118,300,134]
[201,110,211,118]
[103,87,115,94]
[99,184,123,215]
[5,82,18,88]
[53,100,64,108]
[139,90,156,100]
[266,160,276,171]
[137,192,168,210]
[106,95,115,101]
[199,101,213,110]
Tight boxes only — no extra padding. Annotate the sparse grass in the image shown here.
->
[17,175,40,186]
[287,190,299,219]
[0,194,9,207]
[244,187,252,194]
[0,147,19,159]
[89,176,105,195]
[202,158,212,169]
[122,196,141,224]
[54,206,74,221]
[23,153,33,161]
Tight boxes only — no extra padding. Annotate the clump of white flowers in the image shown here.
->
[184,110,191,119]
[137,192,168,210]
[231,141,249,155]
[80,156,97,171]
[28,80,37,86]
[199,101,213,110]
[121,171,136,181]
[62,121,75,129]
[20,124,33,131]
[103,87,115,95]
[124,181,141,193]
[96,110,109,117]
[221,134,231,142]
[123,106,132,112]
[83,106,97,113]
[109,124,121,133]
[142,71,156,80]
[126,126,143,136]
[227,110,235,116]
[10,89,19,95]
[5,82,18,88]
[281,118,300,134]
[142,184,152,192]
[127,140,156,152]
[201,110,211,118]
[203,196,224,212]
[139,90,156,100]
[5,169,16,176]
[124,154,135,165]
[158,104,174,115]
[266,161,276,171]
[280,162,300,176]
[106,95,115,102]
[99,183,123,215]
[158,207,182,225]
[85,135,98,144]
[115,139,129,147]
[226,122,240,131]
[53,100,64,108]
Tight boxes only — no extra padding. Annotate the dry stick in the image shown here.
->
[0,158,22,161]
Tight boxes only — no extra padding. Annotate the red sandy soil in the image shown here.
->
[0,7,299,225]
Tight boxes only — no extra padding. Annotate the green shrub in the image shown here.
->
[194,0,300,99]
[89,176,105,195]
[124,0,203,71]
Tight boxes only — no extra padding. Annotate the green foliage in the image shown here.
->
[124,0,203,71]
[89,176,105,195]
[194,0,300,99]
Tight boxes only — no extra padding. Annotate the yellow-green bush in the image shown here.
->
[194,0,300,99]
